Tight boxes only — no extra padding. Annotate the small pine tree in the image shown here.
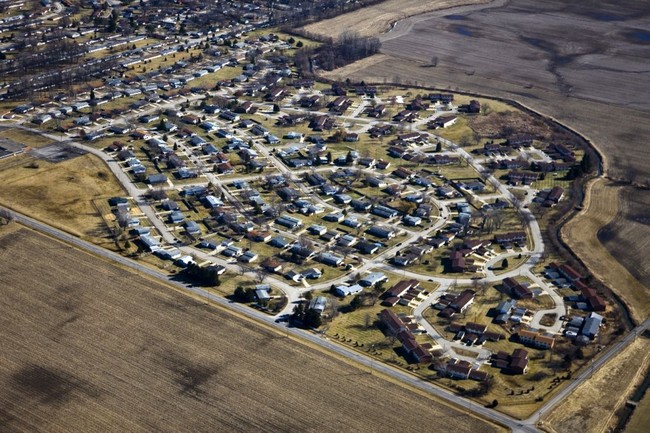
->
[303,308,322,328]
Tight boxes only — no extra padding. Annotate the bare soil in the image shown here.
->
[0,225,502,433]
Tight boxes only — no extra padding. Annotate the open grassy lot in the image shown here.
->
[302,0,490,39]
[0,225,502,433]
[0,127,54,148]
[542,334,650,433]
[0,152,125,247]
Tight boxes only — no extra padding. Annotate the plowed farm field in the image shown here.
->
[0,224,501,433]
[302,0,490,39]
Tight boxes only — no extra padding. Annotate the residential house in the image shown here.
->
[502,277,534,299]
[359,272,387,287]
[518,329,555,349]
[334,284,364,297]
[366,226,396,239]
[261,257,283,273]
[317,252,344,267]
[494,232,526,247]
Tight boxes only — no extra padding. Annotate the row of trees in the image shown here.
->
[291,302,322,328]
[6,55,117,100]
[294,31,381,73]
[273,0,385,27]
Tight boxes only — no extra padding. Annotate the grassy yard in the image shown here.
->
[434,116,475,145]
[492,254,530,276]
[0,127,53,148]
[437,162,481,180]
[531,171,572,190]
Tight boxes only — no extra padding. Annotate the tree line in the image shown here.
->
[294,31,381,73]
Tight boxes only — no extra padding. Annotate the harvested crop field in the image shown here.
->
[562,178,650,323]
[302,0,490,39]
[541,334,650,433]
[0,225,501,433]
[597,184,650,288]
[378,0,650,112]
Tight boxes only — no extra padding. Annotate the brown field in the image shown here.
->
[0,225,502,433]
[0,127,54,148]
[302,0,490,39]
[562,178,650,323]
[0,153,125,247]
[596,184,650,288]
[323,0,650,321]
[541,334,650,433]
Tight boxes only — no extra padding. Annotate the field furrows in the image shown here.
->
[0,226,499,433]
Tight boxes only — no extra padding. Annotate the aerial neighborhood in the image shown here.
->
[0,0,641,430]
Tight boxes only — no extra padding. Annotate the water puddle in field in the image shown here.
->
[589,12,627,22]
[445,14,467,21]
[453,25,474,37]
[625,29,650,43]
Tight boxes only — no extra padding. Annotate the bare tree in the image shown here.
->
[364,313,372,330]
[0,208,14,225]
[254,268,268,284]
